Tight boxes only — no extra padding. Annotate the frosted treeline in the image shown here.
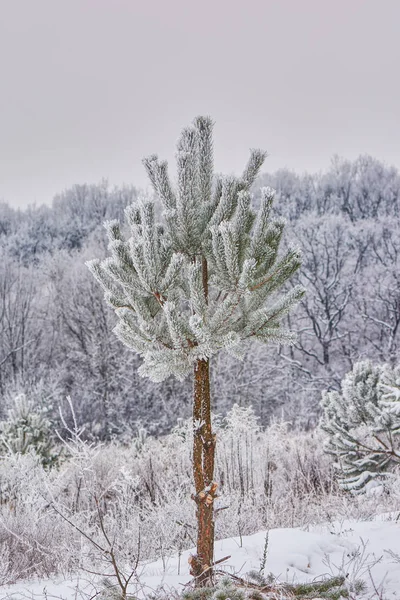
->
[0,155,399,437]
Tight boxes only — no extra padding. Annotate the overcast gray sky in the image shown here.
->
[1,0,399,208]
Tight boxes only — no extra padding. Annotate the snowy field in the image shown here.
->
[1,404,400,599]
[3,514,400,599]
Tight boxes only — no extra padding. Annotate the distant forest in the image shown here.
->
[1,155,399,438]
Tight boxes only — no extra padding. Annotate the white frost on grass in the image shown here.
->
[2,514,400,599]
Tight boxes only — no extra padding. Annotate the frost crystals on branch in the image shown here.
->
[86,119,304,383]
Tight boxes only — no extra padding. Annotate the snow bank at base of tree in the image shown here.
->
[3,514,400,599]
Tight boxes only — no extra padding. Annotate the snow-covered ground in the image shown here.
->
[3,514,400,599]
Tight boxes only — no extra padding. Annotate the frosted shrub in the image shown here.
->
[321,360,400,492]
[2,404,400,585]
[0,503,74,584]
[217,407,335,499]
[0,393,59,467]
[0,453,74,584]
[0,451,45,506]
[224,404,261,436]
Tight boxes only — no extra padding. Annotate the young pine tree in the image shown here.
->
[86,116,304,585]
[0,394,58,467]
[321,361,400,492]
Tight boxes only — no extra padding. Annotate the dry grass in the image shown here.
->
[0,405,399,585]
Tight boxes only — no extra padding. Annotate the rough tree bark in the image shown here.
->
[189,256,218,586]
[190,357,217,585]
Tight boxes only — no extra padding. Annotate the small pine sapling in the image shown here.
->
[87,117,304,585]
[321,360,400,492]
[0,394,59,467]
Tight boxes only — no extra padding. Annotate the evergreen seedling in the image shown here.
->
[0,394,58,467]
[322,361,400,491]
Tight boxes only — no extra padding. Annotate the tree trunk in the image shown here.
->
[190,357,217,586]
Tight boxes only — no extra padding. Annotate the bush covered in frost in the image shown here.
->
[0,403,399,585]
[0,394,59,467]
